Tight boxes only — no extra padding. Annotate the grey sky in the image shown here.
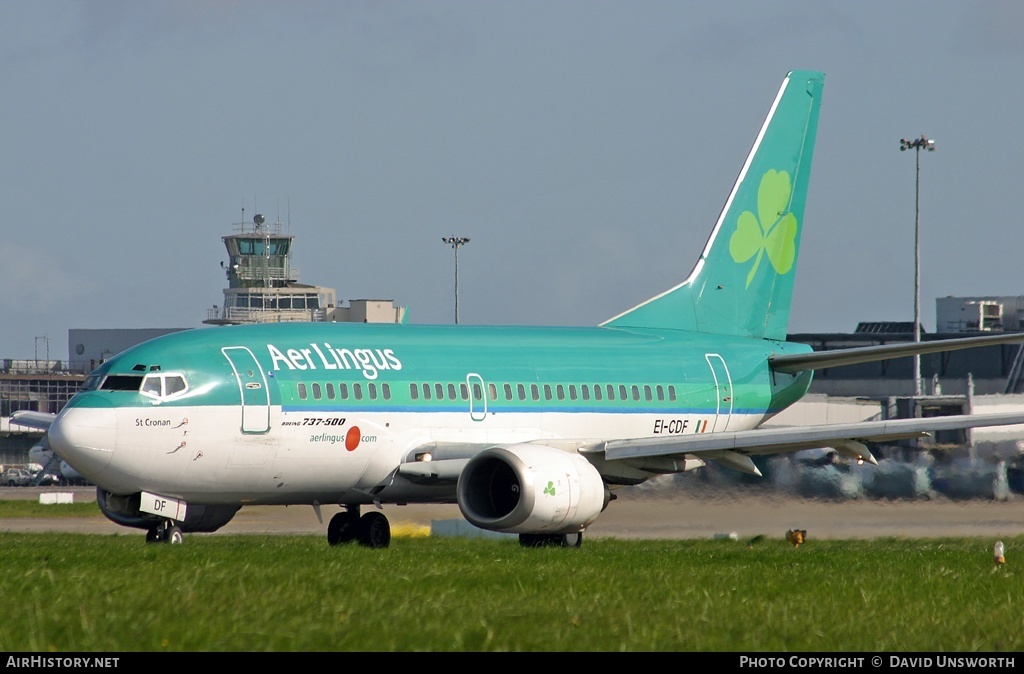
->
[2,1,1023,359]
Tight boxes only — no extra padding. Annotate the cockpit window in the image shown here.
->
[140,373,189,399]
[101,375,145,391]
[82,374,102,391]
[165,376,186,396]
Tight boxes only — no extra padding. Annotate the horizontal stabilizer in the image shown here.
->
[603,412,1024,463]
[10,411,56,431]
[771,332,1024,374]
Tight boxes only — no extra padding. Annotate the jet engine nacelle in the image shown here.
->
[96,488,240,533]
[456,444,610,535]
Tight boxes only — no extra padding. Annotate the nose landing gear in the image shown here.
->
[146,520,184,544]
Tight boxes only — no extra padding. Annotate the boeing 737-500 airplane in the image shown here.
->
[36,70,1024,547]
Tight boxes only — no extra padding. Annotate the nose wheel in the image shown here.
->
[146,520,184,544]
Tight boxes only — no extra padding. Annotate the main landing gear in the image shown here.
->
[145,520,184,544]
[518,532,584,548]
[327,506,392,549]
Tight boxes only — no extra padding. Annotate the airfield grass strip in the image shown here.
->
[0,533,1021,652]
[0,501,100,518]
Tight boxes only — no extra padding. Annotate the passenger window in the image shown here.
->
[656,385,665,401]
[543,384,552,401]
[312,383,322,400]
[531,384,539,401]
[460,383,469,400]
[619,385,628,400]
[489,383,497,401]
[448,383,457,400]
[435,383,444,400]
[326,383,336,400]
[353,383,363,400]
[581,385,589,401]
[368,383,377,400]
[339,383,349,400]
[569,385,578,401]
[382,383,391,400]
[644,385,652,402]
[556,384,565,401]
[631,385,640,401]
[517,384,526,401]
[473,383,483,401]
[593,384,602,401]
[409,383,418,400]
[607,385,616,400]
[422,383,431,400]
[298,383,308,400]
[504,383,513,400]
[669,386,677,402]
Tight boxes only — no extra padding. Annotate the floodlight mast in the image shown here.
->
[442,236,470,324]
[900,134,936,397]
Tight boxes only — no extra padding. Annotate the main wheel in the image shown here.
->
[327,511,359,546]
[358,511,391,548]
[519,533,583,548]
[519,534,544,548]
[560,532,583,548]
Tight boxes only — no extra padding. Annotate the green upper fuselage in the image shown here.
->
[67,322,814,422]
[65,72,825,432]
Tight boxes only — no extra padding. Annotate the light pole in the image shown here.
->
[442,236,470,324]
[900,134,936,397]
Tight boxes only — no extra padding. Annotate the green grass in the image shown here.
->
[0,533,1021,652]
[0,500,100,518]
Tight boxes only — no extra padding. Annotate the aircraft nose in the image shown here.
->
[48,397,117,480]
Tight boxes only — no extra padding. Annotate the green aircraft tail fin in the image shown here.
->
[601,70,824,341]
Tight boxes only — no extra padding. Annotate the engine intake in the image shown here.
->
[457,444,610,535]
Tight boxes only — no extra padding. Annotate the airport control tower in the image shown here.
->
[204,211,406,326]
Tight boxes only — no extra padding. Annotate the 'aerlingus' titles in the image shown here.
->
[266,343,401,380]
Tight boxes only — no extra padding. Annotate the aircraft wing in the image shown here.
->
[771,332,1024,373]
[601,411,1024,477]
[10,411,57,431]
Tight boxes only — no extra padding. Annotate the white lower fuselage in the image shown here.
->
[52,401,764,506]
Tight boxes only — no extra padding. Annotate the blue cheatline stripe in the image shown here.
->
[280,403,765,415]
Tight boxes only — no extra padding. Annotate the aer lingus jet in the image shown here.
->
[43,70,1024,547]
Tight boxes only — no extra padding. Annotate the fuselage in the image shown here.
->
[48,322,814,506]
